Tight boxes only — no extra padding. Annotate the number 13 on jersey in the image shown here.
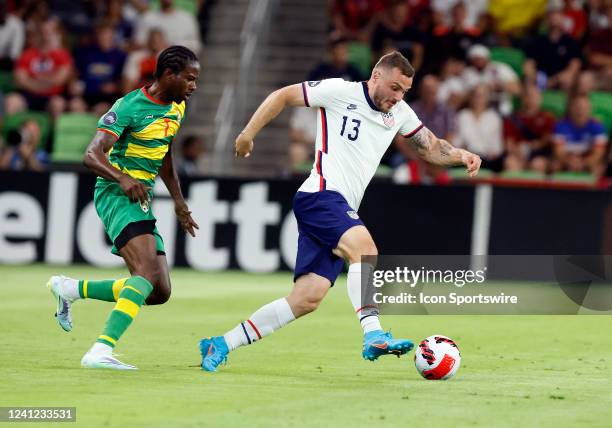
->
[340,116,361,142]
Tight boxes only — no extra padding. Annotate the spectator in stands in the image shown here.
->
[504,84,556,173]
[176,135,205,176]
[44,0,94,36]
[13,19,72,111]
[392,75,453,184]
[586,2,612,91]
[135,0,201,54]
[454,84,505,172]
[330,0,384,42]
[462,44,521,116]
[123,28,167,93]
[0,119,48,171]
[371,0,425,71]
[412,75,456,142]
[431,0,488,28]
[423,1,480,76]
[523,7,582,90]
[0,2,25,70]
[488,0,546,36]
[4,92,27,115]
[553,95,608,174]
[74,23,126,108]
[437,56,467,110]
[561,0,588,40]
[288,107,317,173]
[308,35,364,82]
[101,0,135,50]
[589,0,611,30]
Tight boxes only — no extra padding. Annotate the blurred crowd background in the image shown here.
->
[0,0,611,187]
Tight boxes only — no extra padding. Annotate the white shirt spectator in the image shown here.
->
[431,0,488,27]
[0,14,25,61]
[454,108,503,159]
[462,62,518,90]
[135,8,201,53]
[437,75,465,105]
[462,61,519,115]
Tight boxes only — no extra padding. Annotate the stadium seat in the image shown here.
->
[1,111,51,148]
[347,42,372,79]
[0,70,15,93]
[52,113,98,162]
[550,171,597,184]
[375,164,393,177]
[590,91,612,131]
[149,0,197,14]
[499,170,546,180]
[490,47,525,77]
[540,90,567,118]
[448,167,494,179]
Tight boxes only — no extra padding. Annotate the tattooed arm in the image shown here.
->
[405,127,482,177]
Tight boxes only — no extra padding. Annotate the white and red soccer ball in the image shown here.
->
[414,335,461,380]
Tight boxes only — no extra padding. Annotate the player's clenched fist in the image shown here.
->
[461,151,482,177]
[235,132,254,158]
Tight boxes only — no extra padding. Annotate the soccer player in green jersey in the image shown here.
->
[47,46,200,370]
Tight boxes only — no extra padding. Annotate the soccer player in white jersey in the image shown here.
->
[200,51,482,371]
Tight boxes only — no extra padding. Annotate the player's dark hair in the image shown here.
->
[374,51,415,78]
[155,45,198,78]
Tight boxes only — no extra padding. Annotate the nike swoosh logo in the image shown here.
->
[371,342,388,350]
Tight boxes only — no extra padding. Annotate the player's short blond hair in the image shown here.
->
[374,51,415,78]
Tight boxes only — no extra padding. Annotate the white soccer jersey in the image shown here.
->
[299,78,423,209]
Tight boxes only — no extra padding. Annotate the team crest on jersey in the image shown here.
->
[140,199,150,213]
[346,210,359,220]
[381,112,395,128]
[308,81,321,87]
[103,111,117,125]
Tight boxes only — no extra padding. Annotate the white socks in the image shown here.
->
[347,263,382,334]
[61,277,81,301]
[88,342,112,356]
[223,298,296,351]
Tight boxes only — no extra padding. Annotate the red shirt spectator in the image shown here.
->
[15,47,72,96]
[504,112,556,144]
[503,85,555,173]
[331,0,384,40]
[14,19,72,106]
[562,0,587,40]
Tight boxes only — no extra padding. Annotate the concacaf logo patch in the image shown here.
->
[346,210,359,220]
[103,111,118,125]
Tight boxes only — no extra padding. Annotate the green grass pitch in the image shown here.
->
[1,264,611,427]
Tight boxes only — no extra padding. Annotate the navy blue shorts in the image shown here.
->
[293,191,364,285]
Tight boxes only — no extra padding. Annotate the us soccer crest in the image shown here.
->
[381,112,395,127]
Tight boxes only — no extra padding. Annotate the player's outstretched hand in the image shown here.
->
[175,202,199,237]
[461,151,482,177]
[119,175,150,204]
[235,132,254,158]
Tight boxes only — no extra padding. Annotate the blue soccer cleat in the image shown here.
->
[47,275,75,332]
[200,336,229,372]
[362,330,414,361]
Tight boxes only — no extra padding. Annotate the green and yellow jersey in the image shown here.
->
[96,86,186,188]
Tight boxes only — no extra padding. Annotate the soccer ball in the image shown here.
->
[414,335,461,380]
